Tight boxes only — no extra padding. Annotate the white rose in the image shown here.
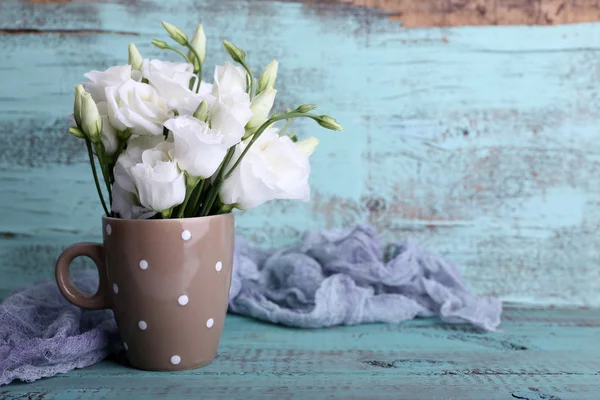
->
[219,128,311,210]
[114,136,165,193]
[164,115,227,179]
[209,91,253,147]
[105,80,172,136]
[141,59,214,115]
[112,181,156,220]
[129,141,186,213]
[113,136,166,218]
[83,65,134,103]
[212,62,247,96]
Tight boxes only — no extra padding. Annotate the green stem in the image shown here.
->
[239,60,254,97]
[94,143,112,206]
[223,112,320,181]
[185,43,203,93]
[200,149,235,217]
[185,179,205,217]
[175,185,194,219]
[85,139,110,216]
[278,117,293,136]
[167,46,191,63]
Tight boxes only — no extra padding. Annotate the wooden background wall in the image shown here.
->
[1,0,599,306]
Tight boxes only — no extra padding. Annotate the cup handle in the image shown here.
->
[55,242,109,310]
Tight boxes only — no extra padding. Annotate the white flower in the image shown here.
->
[206,63,253,147]
[113,136,166,218]
[246,88,277,131]
[212,62,247,96]
[209,91,253,147]
[112,181,156,220]
[83,65,134,103]
[141,59,213,115]
[114,136,165,194]
[164,115,227,179]
[105,80,172,136]
[219,128,311,210]
[128,141,186,213]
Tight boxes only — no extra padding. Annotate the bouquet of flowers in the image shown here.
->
[69,21,342,219]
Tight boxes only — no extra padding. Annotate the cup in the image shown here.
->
[55,214,234,371]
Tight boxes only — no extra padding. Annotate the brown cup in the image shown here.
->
[55,213,234,371]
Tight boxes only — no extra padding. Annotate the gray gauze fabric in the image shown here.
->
[1,225,501,385]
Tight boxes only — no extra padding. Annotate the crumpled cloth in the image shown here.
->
[0,225,501,385]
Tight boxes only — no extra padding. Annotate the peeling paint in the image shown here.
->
[301,0,600,28]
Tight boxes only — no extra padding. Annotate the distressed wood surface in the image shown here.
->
[1,0,600,306]
[2,308,600,399]
[320,0,600,27]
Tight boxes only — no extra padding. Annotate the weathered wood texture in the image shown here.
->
[2,308,600,399]
[321,0,600,27]
[1,0,600,306]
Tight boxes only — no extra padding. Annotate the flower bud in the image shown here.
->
[188,25,206,71]
[223,40,246,63]
[73,84,85,127]
[193,100,209,122]
[295,136,319,157]
[317,115,342,131]
[128,43,143,71]
[80,92,102,143]
[161,21,188,46]
[151,39,169,49]
[68,126,85,139]
[246,88,277,131]
[295,104,316,114]
[257,60,278,93]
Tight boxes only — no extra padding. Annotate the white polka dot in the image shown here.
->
[171,355,181,365]
[215,261,222,272]
[123,342,128,351]
[181,230,191,241]
[178,295,189,306]
[113,283,119,294]
[138,320,147,330]
[139,260,148,270]
[206,318,214,328]
[106,224,112,235]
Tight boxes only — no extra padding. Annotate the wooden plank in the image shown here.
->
[1,308,599,399]
[303,0,600,27]
[3,0,600,28]
[1,0,600,306]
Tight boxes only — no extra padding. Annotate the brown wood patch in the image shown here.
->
[303,0,600,27]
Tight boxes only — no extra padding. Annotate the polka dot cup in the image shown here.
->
[55,213,235,371]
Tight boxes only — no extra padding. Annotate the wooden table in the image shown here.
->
[2,308,599,399]
[2,0,600,398]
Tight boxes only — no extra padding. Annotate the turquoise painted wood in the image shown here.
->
[2,308,600,399]
[2,0,600,306]
[1,0,600,294]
